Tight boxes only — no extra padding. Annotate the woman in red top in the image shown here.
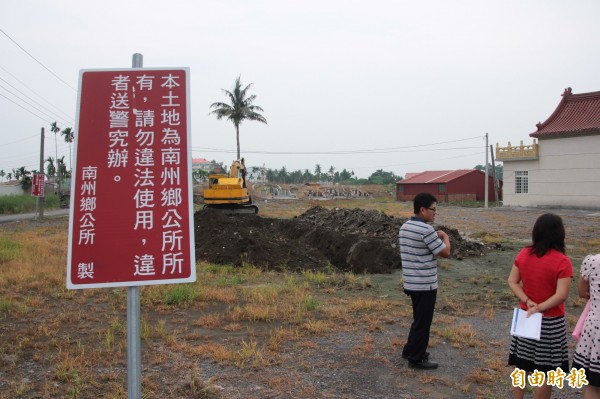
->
[507,213,573,399]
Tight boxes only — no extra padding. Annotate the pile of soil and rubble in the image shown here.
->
[194,206,486,273]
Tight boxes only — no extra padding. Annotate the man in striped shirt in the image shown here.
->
[399,193,451,370]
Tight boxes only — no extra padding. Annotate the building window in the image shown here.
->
[398,184,404,193]
[515,171,528,194]
[438,183,446,193]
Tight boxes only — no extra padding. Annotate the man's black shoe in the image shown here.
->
[402,352,430,361]
[408,359,438,370]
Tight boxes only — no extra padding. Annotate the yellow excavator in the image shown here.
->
[203,159,259,214]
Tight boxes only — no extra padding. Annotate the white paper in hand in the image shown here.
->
[511,308,542,341]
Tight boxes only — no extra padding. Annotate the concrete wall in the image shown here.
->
[0,184,24,196]
[502,135,600,208]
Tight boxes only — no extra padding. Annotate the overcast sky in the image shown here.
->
[2,0,600,179]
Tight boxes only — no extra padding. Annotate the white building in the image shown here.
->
[497,88,600,208]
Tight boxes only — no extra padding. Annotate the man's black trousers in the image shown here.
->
[402,289,437,363]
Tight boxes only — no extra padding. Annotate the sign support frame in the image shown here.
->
[127,52,143,399]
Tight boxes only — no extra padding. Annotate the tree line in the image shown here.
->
[249,165,402,185]
[0,121,73,191]
[191,164,402,185]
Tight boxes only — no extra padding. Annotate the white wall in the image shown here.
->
[502,159,538,207]
[0,184,25,197]
[503,135,600,208]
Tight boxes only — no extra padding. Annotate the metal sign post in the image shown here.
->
[127,53,143,399]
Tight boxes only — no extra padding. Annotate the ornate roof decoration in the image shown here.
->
[530,87,600,138]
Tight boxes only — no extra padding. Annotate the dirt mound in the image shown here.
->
[194,206,485,273]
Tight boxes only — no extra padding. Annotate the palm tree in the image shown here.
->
[61,127,74,173]
[57,157,67,180]
[209,76,267,160]
[303,169,313,182]
[0,169,5,182]
[314,164,322,182]
[50,122,61,194]
[46,157,56,177]
[16,166,31,190]
[278,166,288,183]
[328,166,335,182]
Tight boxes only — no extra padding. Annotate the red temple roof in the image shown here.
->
[530,87,600,138]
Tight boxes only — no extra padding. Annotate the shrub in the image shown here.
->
[0,194,61,214]
[163,284,197,305]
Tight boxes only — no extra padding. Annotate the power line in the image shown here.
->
[193,145,484,155]
[0,92,49,123]
[193,135,485,155]
[348,151,483,170]
[0,70,74,124]
[0,28,77,92]
[0,82,72,126]
[4,134,39,146]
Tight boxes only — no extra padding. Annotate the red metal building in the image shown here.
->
[396,169,501,203]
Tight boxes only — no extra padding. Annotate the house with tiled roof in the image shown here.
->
[191,157,212,171]
[496,87,600,208]
[396,169,499,203]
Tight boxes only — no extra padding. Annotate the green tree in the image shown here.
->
[303,169,313,182]
[50,122,61,194]
[368,169,401,185]
[0,170,4,182]
[61,127,74,173]
[57,156,68,179]
[266,169,277,183]
[339,169,352,182]
[289,170,303,183]
[50,121,60,164]
[209,76,267,160]
[192,169,208,182]
[46,157,56,177]
[278,166,288,183]
[314,164,322,181]
[327,166,335,182]
[16,166,32,190]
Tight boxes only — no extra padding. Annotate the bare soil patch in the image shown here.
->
[195,206,486,274]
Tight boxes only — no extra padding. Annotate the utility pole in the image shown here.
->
[37,127,45,219]
[490,144,499,204]
[484,133,489,209]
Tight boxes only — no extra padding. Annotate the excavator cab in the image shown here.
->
[203,159,258,214]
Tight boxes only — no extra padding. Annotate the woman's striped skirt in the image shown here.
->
[508,315,569,373]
